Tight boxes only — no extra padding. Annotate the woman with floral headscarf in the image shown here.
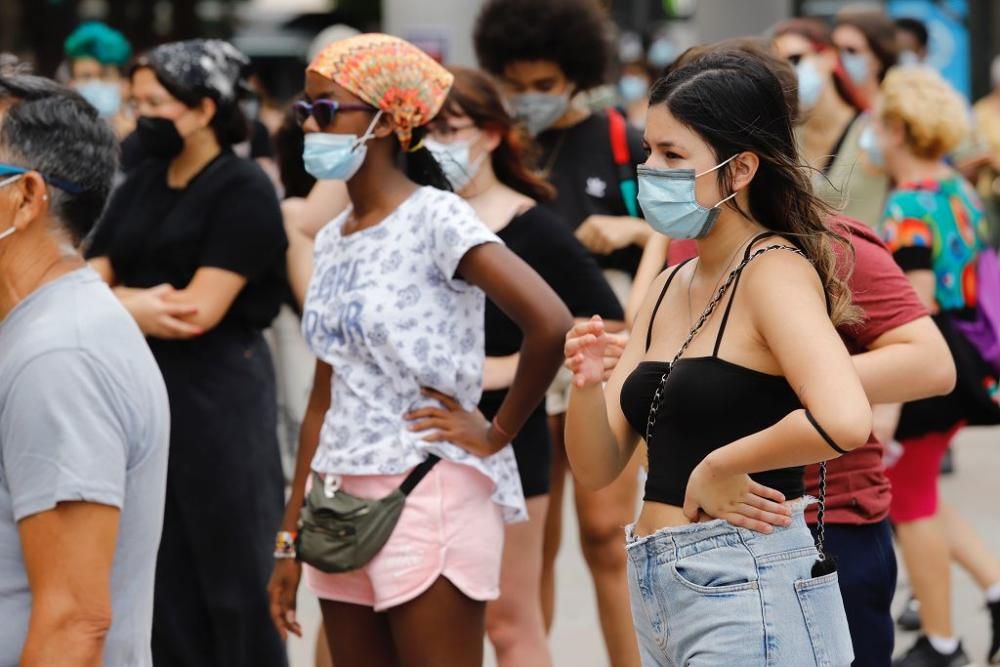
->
[86,39,289,666]
[266,34,571,666]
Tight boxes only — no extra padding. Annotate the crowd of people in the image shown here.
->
[1,1,1000,666]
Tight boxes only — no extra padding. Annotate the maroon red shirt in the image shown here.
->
[665,217,928,524]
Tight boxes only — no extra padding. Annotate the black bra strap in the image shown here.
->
[398,455,441,495]
[712,233,779,357]
[645,258,694,352]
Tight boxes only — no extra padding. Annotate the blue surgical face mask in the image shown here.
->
[619,74,649,103]
[898,50,921,67]
[509,91,570,137]
[647,38,676,69]
[425,137,486,192]
[637,155,740,240]
[302,111,382,181]
[796,59,824,111]
[858,124,884,168]
[76,80,121,118]
[840,50,869,86]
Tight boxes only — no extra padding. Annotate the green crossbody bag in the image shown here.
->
[296,455,440,573]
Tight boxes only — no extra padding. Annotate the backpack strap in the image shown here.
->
[607,108,639,218]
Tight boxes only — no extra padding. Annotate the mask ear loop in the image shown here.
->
[352,110,385,152]
[697,153,742,209]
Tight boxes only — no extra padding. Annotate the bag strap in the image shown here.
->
[645,244,804,446]
[607,108,639,218]
[398,455,441,496]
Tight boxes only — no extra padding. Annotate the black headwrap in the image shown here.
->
[136,39,248,106]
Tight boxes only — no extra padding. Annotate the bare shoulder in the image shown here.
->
[740,243,826,310]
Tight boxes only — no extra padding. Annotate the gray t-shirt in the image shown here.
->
[0,268,169,667]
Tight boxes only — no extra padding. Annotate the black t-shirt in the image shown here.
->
[86,151,288,331]
[483,205,624,357]
[537,111,646,275]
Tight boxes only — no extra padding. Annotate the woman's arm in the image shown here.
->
[905,269,937,313]
[852,316,955,404]
[458,244,572,447]
[563,269,674,489]
[163,267,246,332]
[685,253,872,521]
[626,233,669,326]
[267,360,332,640]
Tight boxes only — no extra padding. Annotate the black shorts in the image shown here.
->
[479,391,552,498]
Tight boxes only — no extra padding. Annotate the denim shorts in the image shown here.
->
[625,502,854,666]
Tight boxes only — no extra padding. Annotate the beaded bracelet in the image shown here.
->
[274,530,297,560]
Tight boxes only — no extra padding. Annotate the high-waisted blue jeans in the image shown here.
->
[625,503,854,666]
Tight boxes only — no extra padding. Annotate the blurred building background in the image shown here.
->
[1,0,997,116]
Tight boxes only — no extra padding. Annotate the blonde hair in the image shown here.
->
[878,66,969,159]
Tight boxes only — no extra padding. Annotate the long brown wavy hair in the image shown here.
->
[437,66,555,202]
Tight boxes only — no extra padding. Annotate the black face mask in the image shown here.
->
[136,116,185,159]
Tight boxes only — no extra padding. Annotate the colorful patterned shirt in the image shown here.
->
[880,174,988,312]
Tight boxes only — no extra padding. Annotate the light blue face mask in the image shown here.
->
[424,137,486,192]
[619,75,649,103]
[636,155,739,240]
[509,92,570,137]
[858,124,884,168]
[796,59,825,111]
[302,111,382,181]
[76,80,121,118]
[840,50,869,86]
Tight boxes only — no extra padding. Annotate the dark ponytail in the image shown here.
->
[402,125,452,191]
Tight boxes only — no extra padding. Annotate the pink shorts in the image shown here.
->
[304,459,504,612]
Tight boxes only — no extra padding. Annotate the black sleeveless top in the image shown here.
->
[620,242,805,507]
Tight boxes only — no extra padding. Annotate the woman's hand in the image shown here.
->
[575,215,650,254]
[683,452,792,534]
[119,284,203,339]
[405,388,506,457]
[602,332,628,380]
[564,316,616,388]
[267,559,302,640]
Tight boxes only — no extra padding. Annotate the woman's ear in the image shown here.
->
[481,126,503,153]
[373,111,395,140]
[195,97,217,130]
[729,152,759,193]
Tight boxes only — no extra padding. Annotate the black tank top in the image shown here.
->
[620,241,805,507]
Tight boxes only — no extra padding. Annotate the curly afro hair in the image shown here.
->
[474,0,611,91]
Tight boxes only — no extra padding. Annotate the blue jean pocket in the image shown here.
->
[794,572,855,667]
[670,542,760,595]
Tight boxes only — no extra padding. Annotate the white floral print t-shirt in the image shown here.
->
[303,187,526,522]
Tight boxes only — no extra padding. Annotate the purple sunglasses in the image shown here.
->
[293,99,375,128]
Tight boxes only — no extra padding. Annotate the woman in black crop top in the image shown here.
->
[562,50,872,665]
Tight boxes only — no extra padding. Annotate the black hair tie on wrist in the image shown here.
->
[805,410,849,454]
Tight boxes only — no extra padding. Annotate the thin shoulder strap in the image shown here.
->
[645,258,694,352]
[712,232,779,357]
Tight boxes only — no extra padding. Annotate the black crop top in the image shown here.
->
[620,245,805,507]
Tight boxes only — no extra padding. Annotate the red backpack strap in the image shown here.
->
[607,107,630,166]
[606,108,639,217]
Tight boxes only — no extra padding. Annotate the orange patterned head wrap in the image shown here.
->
[307,33,454,151]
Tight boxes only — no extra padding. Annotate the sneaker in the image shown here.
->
[898,596,922,632]
[990,600,1000,664]
[940,447,955,475]
[893,636,971,667]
